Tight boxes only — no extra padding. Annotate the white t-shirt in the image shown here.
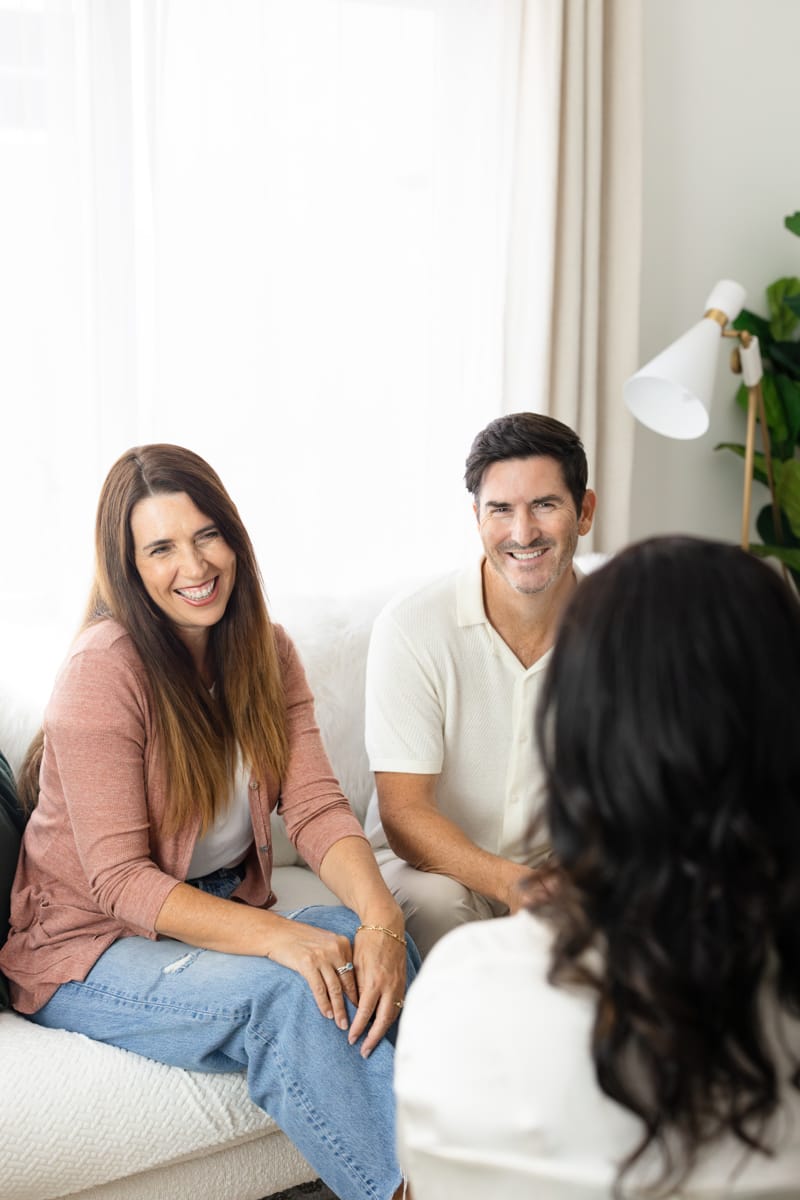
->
[364,558,561,863]
[186,758,253,879]
[395,911,800,1198]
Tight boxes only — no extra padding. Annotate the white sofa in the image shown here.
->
[0,587,390,1200]
[0,556,608,1200]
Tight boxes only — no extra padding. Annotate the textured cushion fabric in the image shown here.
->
[270,864,339,912]
[0,751,24,1010]
[0,1009,312,1200]
[66,1134,317,1200]
[272,589,392,826]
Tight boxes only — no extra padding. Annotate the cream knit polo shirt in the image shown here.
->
[364,558,574,865]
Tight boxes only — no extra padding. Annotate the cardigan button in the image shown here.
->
[249,780,258,791]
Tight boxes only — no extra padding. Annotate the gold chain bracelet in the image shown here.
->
[356,923,407,947]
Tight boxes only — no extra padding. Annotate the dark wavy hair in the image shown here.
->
[464,412,588,514]
[20,445,288,833]
[533,536,800,1194]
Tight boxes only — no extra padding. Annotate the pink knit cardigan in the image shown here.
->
[0,619,366,1013]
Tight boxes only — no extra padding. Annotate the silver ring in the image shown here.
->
[335,962,354,976]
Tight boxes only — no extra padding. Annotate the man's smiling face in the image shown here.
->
[475,455,595,597]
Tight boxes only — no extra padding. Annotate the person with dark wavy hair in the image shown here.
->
[395,536,800,1197]
[0,444,418,1200]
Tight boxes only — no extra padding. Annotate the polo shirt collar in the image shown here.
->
[456,555,587,629]
[456,557,490,628]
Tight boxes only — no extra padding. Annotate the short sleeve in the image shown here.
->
[364,606,444,775]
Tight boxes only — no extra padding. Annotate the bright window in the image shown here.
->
[1,0,526,667]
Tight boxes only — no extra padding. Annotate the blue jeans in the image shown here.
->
[31,874,420,1200]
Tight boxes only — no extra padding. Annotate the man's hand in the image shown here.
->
[504,858,560,911]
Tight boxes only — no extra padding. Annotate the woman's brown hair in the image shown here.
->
[19,445,289,833]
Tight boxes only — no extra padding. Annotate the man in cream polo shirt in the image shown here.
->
[364,412,596,956]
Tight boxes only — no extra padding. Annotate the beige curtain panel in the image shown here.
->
[502,0,643,552]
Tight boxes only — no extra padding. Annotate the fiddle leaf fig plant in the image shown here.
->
[715,211,800,585]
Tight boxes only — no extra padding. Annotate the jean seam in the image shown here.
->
[257,1028,384,1200]
[59,979,251,1021]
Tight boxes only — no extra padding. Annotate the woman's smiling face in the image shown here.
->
[130,491,237,657]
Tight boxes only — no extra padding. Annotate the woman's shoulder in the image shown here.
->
[410,910,555,999]
[400,909,601,1062]
[49,620,148,714]
[396,911,601,1148]
[270,622,304,681]
[270,621,290,655]
[65,619,146,676]
[71,618,135,656]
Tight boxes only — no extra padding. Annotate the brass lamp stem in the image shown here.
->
[740,382,758,551]
[736,329,783,565]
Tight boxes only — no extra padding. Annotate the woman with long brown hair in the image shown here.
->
[1,444,418,1200]
[396,537,800,1197]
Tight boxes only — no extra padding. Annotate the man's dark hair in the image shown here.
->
[464,412,588,514]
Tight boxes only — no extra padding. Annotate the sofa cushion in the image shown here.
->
[0,1009,291,1199]
[275,589,392,826]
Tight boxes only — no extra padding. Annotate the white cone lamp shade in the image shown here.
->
[624,280,746,440]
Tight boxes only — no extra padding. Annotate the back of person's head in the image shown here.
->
[464,412,587,514]
[91,443,262,637]
[535,536,800,1193]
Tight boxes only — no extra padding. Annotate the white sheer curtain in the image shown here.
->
[1,0,540,670]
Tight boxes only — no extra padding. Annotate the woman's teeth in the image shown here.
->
[177,579,216,601]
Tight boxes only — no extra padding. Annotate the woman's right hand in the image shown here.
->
[263,915,360,1029]
[155,885,360,1029]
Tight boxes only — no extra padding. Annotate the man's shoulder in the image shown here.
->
[376,563,477,634]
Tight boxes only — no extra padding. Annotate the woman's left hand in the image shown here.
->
[317,835,410,1057]
[348,922,408,1058]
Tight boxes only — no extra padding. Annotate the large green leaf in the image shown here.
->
[733,308,772,346]
[769,341,800,382]
[785,294,800,319]
[735,371,796,452]
[756,502,800,547]
[755,501,800,586]
[714,441,771,488]
[760,373,789,444]
[767,278,800,340]
[749,542,800,572]
[785,211,800,237]
[776,458,800,537]
[775,374,800,446]
[733,380,749,416]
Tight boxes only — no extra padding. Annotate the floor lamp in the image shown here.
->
[624,280,779,552]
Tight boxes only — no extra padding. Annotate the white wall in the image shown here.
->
[629,0,800,544]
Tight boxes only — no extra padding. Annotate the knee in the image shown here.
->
[389,865,475,920]
[287,904,361,941]
[387,867,489,958]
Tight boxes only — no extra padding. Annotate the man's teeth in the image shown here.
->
[510,550,545,560]
[177,580,216,600]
